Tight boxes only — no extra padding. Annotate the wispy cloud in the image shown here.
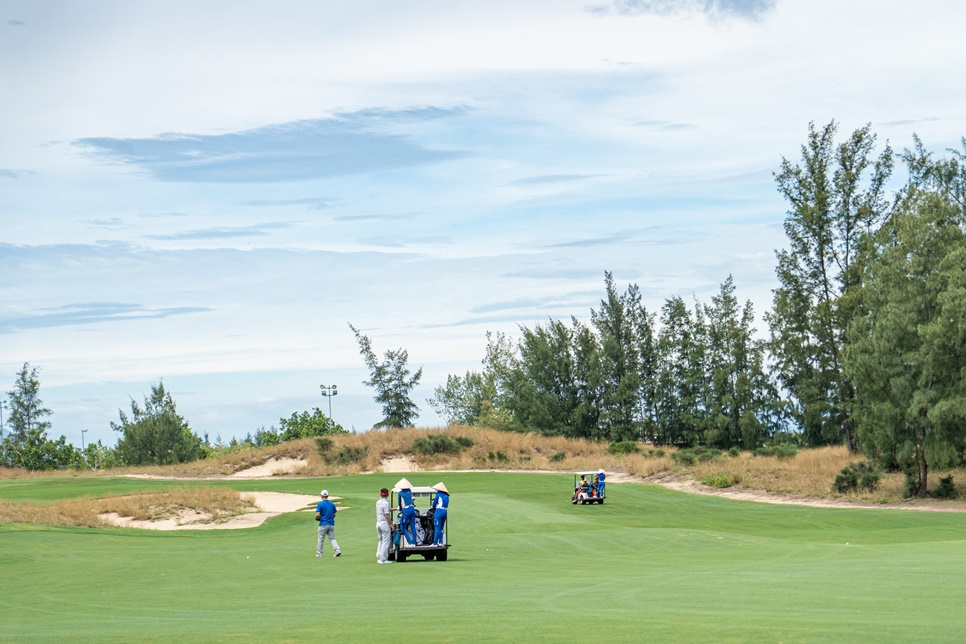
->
[0,302,212,334]
[241,197,333,210]
[333,213,417,223]
[471,290,602,315]
[878,117,940,128]
[74,107,469,183]
[541,228,687,249]
[0,169,18,178]
[630,120,695,131]
[147,222,293,241]
[83,217,132,230]
[595,0,777,19]
[509,174,603,186]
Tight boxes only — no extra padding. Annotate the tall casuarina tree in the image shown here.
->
[767,121,894,451]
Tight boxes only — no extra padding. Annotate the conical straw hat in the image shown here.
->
[431,482,449,494]
[395,477,413,490]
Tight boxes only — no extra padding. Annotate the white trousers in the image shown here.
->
[376,523,391,562]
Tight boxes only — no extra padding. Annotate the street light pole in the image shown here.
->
[0,400,6,435]
[81,429,88,451]
[319,384,338,420]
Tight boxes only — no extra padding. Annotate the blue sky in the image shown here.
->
[3,0,966,447]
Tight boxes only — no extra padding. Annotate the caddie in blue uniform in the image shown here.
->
[431,481,449,546]
[596,469,606,498]
[396,478,418,547]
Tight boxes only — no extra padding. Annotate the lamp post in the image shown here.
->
[319,384,338,419]
[0,400,6,437]
[81,429,88,451]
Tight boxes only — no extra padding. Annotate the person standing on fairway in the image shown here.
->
[431,482,449,546]
[315,490,342,558]
[376,487,393,564]
[596,469,606,498]
[396,478,418,547]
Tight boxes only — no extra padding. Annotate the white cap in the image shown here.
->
[320,490,329,497]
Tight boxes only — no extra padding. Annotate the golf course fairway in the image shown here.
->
[2,471,965,642]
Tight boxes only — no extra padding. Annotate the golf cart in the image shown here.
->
[572,470,605,504]
[389,485,450,562]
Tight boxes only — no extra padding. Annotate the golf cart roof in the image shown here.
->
[392,486,438,494]
[575,470,603,476]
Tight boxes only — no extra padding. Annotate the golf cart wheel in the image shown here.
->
[397,551,407,563]
[423,553,435,561]
[437,549,448,561]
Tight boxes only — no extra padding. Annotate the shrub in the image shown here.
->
[333,446,367,466]
[488,450,509,463]
[700,471,737,488]
[932,476,957,499]
[550,451,567,463]
[315,437,333,458]
[753,443,798,460]
[728,446,741,458]
[902,469,920,499]
[671,446,721,465]
[833,462,880,494]
[412,434,475,456]
[608,441,641,455]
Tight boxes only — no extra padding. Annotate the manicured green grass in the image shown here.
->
[2,472,966,642]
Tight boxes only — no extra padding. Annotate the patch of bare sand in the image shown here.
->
[231,457,307,478]
[380,455,420,472]
[99,491,320,530]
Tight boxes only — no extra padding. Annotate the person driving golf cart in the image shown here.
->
[572,470,606,504]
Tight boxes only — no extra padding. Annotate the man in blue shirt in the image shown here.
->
[396,478,418,547]
[315,490,342,558]
[596,469,606,499]
[431,482,449,546]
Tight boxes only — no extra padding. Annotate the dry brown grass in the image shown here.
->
[4,428,965,510]
[688,446,854,496]
[0,487,257,528]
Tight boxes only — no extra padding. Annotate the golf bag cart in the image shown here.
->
[389,485,450,562]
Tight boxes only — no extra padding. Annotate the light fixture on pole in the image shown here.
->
[320,384,338,419]
[0,400,6,436]
[81,429,88,451]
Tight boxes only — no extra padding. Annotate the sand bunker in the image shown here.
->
[100,491,319,531]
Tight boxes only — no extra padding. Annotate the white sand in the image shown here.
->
[99,491,319,531]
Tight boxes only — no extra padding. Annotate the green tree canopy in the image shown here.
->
[1,362,76,470]
[278,408,347,440]
[349,323,423,428]
[845,190,966,496]
[767,120,895,450]
[111,381,205,466]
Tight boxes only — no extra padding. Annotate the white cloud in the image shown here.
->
[2,0,966,444]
